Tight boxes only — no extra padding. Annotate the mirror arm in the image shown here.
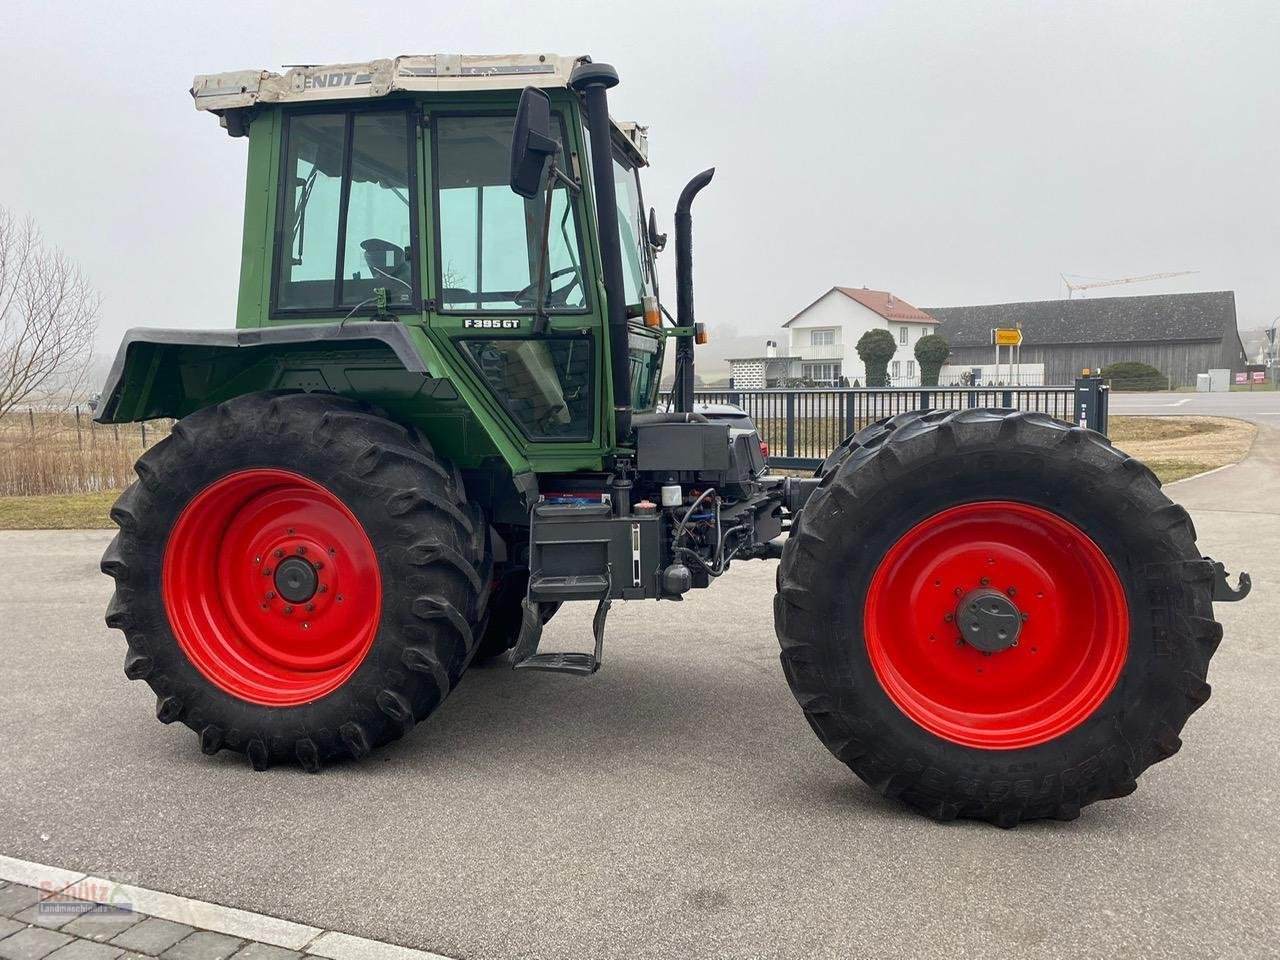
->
[531,169,557,335]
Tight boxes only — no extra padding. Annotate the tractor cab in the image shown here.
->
[176,54,671,470]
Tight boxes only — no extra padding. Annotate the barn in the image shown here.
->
[926,291,1247,388]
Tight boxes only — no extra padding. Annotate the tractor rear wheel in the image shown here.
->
[775,408,1221,825]
[101,391,490,770]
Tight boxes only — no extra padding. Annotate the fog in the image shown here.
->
[2,0,1276,362]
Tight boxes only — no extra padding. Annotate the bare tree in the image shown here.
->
[0,208,101,417]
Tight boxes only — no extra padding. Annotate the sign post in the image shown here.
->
[991,328,1023,385]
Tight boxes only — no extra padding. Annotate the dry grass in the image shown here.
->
[0,409,171,496]
[1108,415,1256,483]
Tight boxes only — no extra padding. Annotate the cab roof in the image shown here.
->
[192,53,648,163]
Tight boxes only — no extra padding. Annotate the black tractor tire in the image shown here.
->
[473,569,561,660]
[776,408,1221,826]
[101,391,491,771]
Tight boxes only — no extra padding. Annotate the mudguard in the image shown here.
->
[95,322,456,423]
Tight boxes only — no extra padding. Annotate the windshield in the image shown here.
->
[613,153,653,306]
[435,114,586,312]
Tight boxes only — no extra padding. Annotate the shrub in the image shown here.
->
[1100,361,1169,391]
[856,329,897,387]
[914,334,950,386]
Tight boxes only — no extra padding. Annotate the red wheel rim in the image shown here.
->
[162,469,382,706]
[863,501,1128,750]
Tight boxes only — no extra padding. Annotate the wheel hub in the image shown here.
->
[956,589,1022,653]
[862,501,1129,749]
[274,555,318,604]
[162,469,381,707]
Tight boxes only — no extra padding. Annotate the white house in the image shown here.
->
[784,287,940,386]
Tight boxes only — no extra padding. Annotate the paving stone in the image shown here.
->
[44,941,124,960]
[13,899,98,931]
[0,928,74,960]
[0,887,42,918]
[109,921,193,957]
[160,933,242,960]
[0,919,25,939]
[60,913,142,945]
[227,944,302,960]
[116,954,157,960]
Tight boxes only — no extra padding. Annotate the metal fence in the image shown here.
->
[666,386,1083,469]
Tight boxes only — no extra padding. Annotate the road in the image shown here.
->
[1108,389,1280,422]
[0,432,1277,960]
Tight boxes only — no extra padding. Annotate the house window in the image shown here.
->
[907,360,915,378]
[802,362,841,384]
[899,326,908,345]
[810,329,835,346]
[891,360,901,378]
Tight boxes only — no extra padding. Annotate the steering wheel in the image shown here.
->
[514,267,582,309]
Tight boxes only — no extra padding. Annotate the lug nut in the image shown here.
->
[943,613,953,622]
[283,605,294,614]
[318,584,328,594]
[274,549,284,558]
[266,591,276,599]
[336,595,343,603]
[954,587,963,597]
[306,603,315,612]
[980,577,990,586]
[1007,586,1017,597]
[314,562,324,571]
[262,568,272,576]
[296,546,307,555]
[287,528,295,535]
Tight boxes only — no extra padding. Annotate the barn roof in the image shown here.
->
[925,291,1238,347]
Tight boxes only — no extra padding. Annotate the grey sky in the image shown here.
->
[3,0,1277,360]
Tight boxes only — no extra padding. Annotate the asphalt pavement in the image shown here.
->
[1107,388,1280,422]
[0,429,1276,960]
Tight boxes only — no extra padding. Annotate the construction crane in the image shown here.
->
[1060,270,1198,299]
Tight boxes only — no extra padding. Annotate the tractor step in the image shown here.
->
[513,651,599,676]
[528,573,610,602]
[511,575,611,676]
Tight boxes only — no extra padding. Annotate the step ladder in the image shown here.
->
[511,569,612,676]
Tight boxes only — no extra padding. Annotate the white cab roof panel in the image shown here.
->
[191,53,647,161]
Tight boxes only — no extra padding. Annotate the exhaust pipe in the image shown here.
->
[570,61,633,443]
[673,168,715,413]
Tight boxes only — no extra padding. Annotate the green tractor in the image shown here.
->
[98,53,1248,825]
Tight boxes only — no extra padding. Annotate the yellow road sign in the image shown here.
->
[993,328,1023,346]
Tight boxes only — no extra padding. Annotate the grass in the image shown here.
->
[0,490,120,529]
[1107,415,1255,484]
[0,415,1255,530]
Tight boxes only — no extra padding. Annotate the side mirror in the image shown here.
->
[509,87,558,199]
[647,207,667,252]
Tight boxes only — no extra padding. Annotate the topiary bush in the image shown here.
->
[1100,361,1170,391]
[914,334,950,386]
[856,329,897,387]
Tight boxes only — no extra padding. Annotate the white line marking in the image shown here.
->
[0,855,456,958]
[307,931,455,960]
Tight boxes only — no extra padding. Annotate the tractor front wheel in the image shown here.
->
[102,392,490,770]
[775,408,1222,825]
